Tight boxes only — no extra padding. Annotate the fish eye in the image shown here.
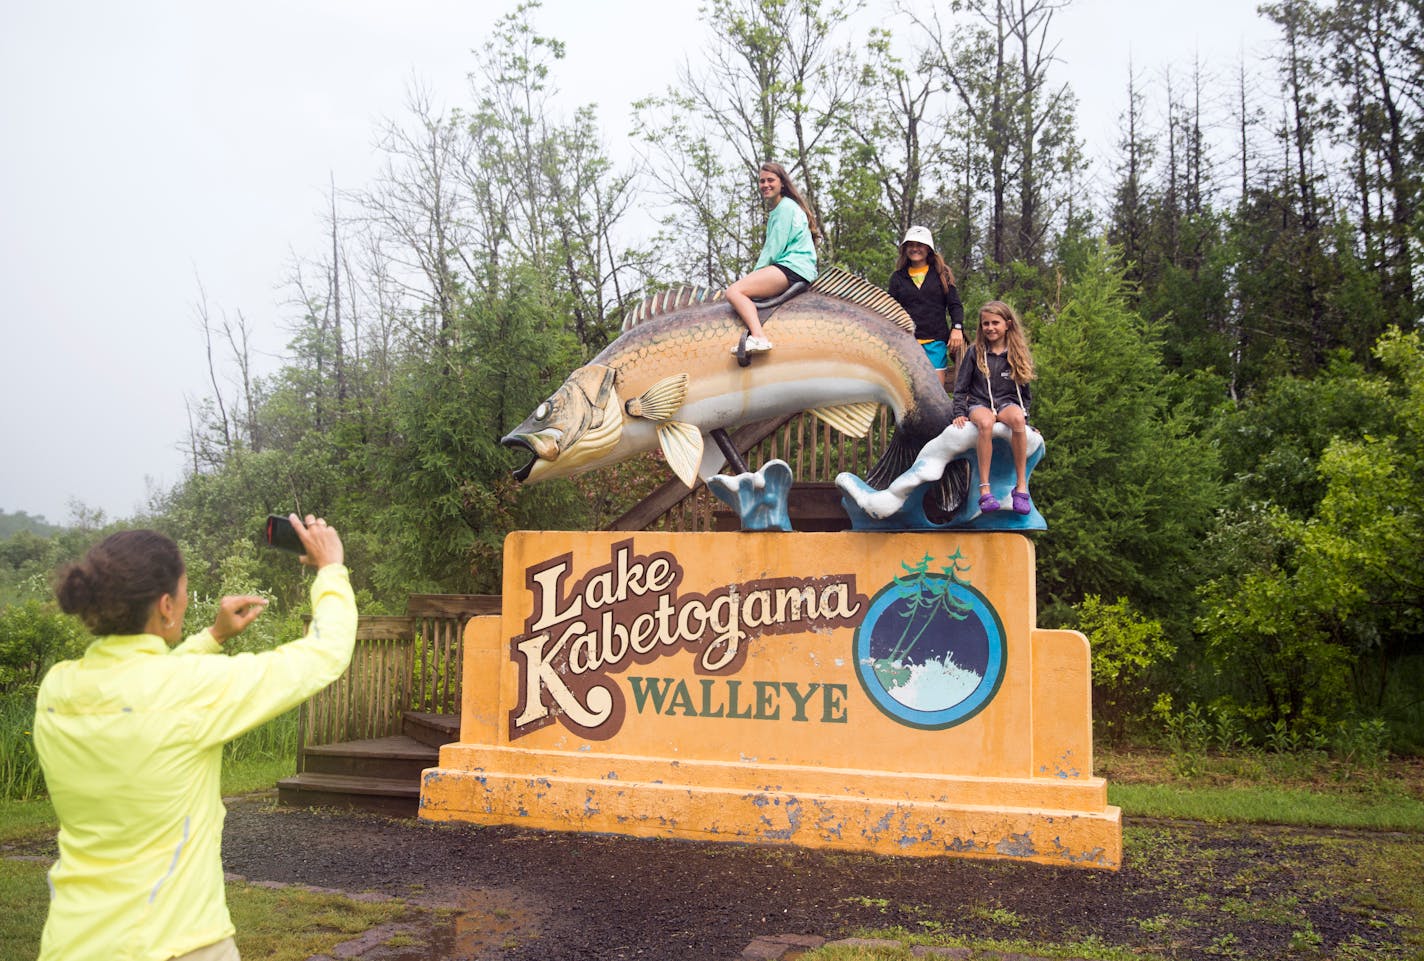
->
[535,403,550,421]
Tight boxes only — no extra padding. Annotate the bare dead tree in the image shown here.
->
[840,28,949,236]
[192,273,232,457]
[362,84,472,349]
[221,309,259,452]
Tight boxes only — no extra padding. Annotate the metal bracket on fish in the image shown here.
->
[836,424,1047,532]
[732,330,753,368]
[753,280,809,312]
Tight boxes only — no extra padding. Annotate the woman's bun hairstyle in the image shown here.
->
[56,530,184,636]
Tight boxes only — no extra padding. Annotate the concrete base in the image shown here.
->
[421,746,1121,868]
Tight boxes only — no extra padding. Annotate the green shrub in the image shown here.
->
[1078,595,1175,742]
[0,693,44,800]
[0,601,87,695]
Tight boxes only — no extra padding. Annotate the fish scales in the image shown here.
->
[502,289,956,493]
[600,295,945,428]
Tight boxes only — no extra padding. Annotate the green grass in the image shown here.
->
[0,797,55,845]
[1097,744,1424,831]
[797,827,1424,961]
[219,710,298,795]
[0,860,49,961]
[0,694,44,801]
[0,866,412,961]
[226,883,409,961]
[1108,781,1424,830]
[221,754,295,797]
[223,709,298,764]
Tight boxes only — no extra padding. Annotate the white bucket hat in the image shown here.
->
[900,225,935,251]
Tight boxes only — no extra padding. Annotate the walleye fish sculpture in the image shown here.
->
[501,269,1049,531]
[501,268,976,529]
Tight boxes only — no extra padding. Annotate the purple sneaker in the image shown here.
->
[978,492,1001,512]
[1012,490,1032,514]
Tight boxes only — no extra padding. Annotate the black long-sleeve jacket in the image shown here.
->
[952,346,1032,419]
[887,267,964,342]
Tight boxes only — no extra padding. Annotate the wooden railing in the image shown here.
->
[405,594,500,714]
[294,595,499,766]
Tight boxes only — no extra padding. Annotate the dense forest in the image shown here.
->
[2,0,1421,751]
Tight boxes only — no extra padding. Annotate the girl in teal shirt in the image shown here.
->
[724,161,820,355]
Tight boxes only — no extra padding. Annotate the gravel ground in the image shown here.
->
[201,800,1415,961]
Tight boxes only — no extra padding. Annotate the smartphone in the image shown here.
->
[263,514,304,554]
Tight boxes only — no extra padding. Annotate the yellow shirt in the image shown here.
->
[34,565,358,961]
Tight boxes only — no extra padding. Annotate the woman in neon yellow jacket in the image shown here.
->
[34,516,355,961]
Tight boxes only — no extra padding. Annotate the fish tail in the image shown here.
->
[865,427,919,490]
[866,427,971,523]
[927,460,971,524]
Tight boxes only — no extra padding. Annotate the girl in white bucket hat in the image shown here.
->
[887,225,964,387]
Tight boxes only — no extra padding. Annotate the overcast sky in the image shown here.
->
[0,0,1277,526]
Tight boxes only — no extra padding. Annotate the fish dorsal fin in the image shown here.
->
[811,402,880,438]
[621,286,723,332]
[657,421,704,488]
[812,267,914,334]
[625,374,688,421]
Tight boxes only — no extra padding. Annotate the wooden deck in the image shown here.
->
[277,712,459,816]
[275,592,492,813]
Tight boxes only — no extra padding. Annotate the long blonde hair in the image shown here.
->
[760,162,821,244]
[975,300,1036,384]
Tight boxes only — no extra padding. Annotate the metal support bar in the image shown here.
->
[710,427,748,474]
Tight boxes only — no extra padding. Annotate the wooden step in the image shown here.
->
[300,735,438,781]
[402,711,460,749]
[277,772,422,816]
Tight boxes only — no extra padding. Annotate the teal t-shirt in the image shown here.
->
[754,196,818,282]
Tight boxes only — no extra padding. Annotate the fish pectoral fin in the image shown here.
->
[658,421,704,488]
[626,373,689,421]
[811,402,880,438]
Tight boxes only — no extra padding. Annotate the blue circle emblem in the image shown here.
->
[853,574,1006,729]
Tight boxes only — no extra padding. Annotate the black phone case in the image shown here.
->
[264,515,304,553]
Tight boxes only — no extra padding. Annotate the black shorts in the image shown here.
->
[774,264,809,286]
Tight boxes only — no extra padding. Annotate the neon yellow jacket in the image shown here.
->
[34,564,358,961]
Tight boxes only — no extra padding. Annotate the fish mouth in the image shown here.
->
[501,429,563,481]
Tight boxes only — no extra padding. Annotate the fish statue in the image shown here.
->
[501,268,967,520]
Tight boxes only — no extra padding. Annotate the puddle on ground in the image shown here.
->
[429,886,544,959]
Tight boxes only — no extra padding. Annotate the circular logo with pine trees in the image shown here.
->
[853,549,1006,729]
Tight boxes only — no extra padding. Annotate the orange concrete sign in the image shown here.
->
[420,531,1121,869]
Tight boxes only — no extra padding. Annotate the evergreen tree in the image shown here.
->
[1029,244,1220,634]
[364,266,586,595]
